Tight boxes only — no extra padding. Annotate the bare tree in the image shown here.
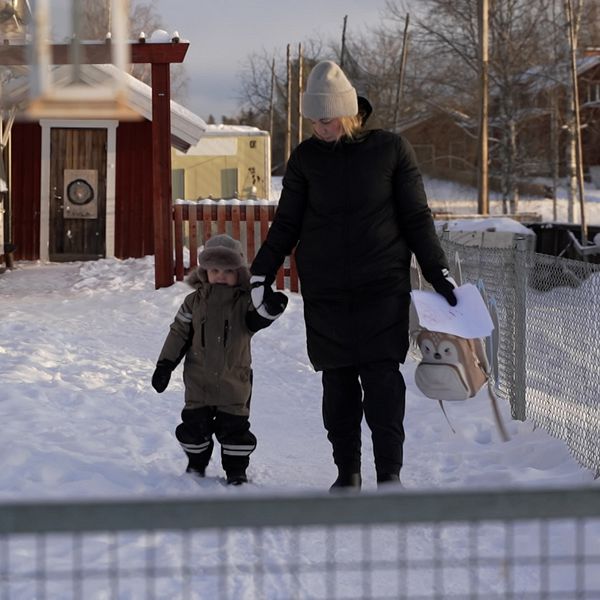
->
[382,0,557,213]
[238,39,325,172]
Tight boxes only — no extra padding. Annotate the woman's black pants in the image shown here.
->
[321,360,406,477]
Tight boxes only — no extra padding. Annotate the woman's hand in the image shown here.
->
[430,269,458,306]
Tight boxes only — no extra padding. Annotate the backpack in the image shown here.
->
[414,331,489,401]
[413,328,509,441]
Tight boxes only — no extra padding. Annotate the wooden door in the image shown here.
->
[49,128,107,261]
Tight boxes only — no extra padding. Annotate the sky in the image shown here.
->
[152,0,398,121]
[1,188,600,596]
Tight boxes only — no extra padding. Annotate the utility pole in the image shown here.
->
[565,0,588,242]
[393,14,410,130]
[285,43,292,163]
[477,0,489,215]
[340,15,347,68]
[268,57,275,139]
[551,0,560,222]
[297,43,303,146]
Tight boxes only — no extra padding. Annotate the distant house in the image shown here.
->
[3,63,206,263]
[396,110,478,181]
[396,50,600,189]
[171,124,271,201]
[487,51,600,182]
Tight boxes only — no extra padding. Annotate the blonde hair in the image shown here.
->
[339,115,362,140]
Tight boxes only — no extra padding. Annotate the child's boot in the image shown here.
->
[226,470,248,485]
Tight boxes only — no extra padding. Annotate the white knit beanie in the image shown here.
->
[302,61,358,120]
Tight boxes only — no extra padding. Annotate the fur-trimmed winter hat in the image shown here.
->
[198,234,246,271]
[302,60,358,120]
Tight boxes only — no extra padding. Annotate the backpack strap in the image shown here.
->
[438,399,456,434]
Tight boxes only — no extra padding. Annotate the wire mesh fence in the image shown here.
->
[431,230,600,477]
[1,487,600,599]
[525,253,600,475]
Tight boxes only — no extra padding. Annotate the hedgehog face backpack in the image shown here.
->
[414,331,489,401]
[413,328,509,441]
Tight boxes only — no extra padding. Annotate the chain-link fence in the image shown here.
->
[525,253,600,474]
[426,229,600,477]
[1,487,600,599]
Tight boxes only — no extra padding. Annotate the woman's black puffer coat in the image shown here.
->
[251,129,449,371]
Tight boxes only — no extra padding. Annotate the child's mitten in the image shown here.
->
[152,360,174,393]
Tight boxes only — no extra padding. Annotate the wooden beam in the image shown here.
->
[151,62,174,289]
[0,42,189,66]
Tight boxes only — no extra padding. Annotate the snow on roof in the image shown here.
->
[72,64,206,150]
[395,106,476,134]
[202,124,268,137]
[511,55,600,96]
[2,63,207,151]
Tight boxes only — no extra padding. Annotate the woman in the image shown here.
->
[250,60,456,490]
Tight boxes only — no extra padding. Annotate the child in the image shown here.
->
[152,234,287,485]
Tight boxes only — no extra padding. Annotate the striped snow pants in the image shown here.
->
[176,406,257,476]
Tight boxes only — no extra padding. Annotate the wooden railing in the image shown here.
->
[172,202,299,292]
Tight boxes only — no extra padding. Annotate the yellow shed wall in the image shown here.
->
[172,134,269,200]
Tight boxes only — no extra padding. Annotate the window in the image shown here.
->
[220,168,238,199]
[587,82,600,103]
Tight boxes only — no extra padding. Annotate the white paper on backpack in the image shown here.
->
[410,283,494,338]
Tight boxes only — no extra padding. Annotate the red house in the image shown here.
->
[7,63,205,262]
[1,41,205,287]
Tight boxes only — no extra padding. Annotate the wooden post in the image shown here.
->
[188,204,198,269]
[151,62,174,289]
[477,0,489,215]
[173,205,184,281]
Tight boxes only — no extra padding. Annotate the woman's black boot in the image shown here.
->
[376,473,401,488]
[330,470,362,492]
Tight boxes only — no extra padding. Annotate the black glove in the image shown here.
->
[250,275,288,319]
[431,269,458,306]
[152,361,174,393]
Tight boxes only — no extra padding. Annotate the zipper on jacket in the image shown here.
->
[200,319,206,348]
[223,320,229,347]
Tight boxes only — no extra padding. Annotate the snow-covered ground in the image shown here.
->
[424,176,600,224]
[1,254,597,501]
[271,175,600,225]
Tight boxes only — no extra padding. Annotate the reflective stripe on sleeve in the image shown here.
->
[176,308,193,324]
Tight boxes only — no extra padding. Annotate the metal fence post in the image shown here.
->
[511,235,530,421]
